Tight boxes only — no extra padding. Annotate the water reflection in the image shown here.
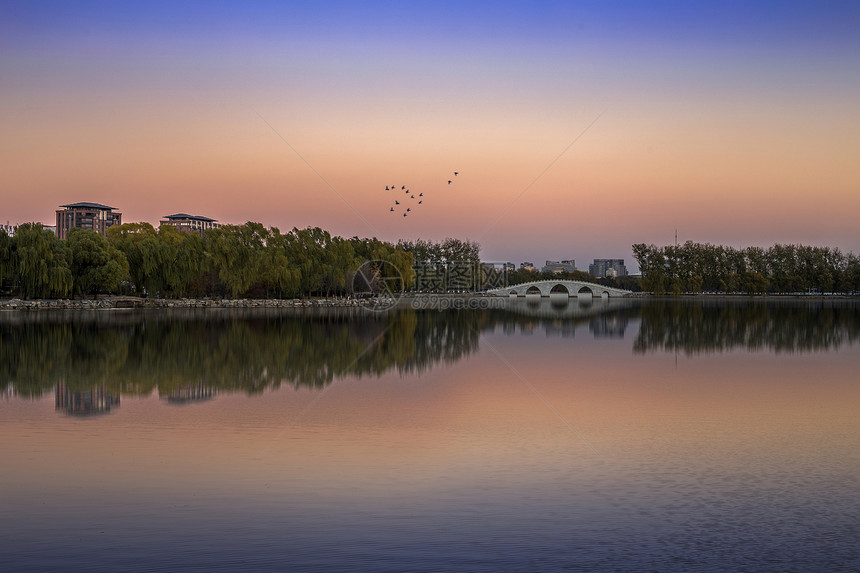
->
[1,299,858,400]
[55,380,120,417]
[633,299,860,355]
[161,381,216,405]
[0,307,481,399]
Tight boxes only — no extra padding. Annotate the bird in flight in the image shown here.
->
[454,171,459,176]
[406,207,411,212]
[418,200,422,204]
[390,207,394,212]
[395,200,400,205]
[419,192,423,197]
[448,180,452,184]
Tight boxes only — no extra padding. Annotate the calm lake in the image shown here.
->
[1,298,859,572]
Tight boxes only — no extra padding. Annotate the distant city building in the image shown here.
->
[56,202,122,240]
[520,262,537,272]
[3,222,58,237]
[589,259,628,278]
[542,260,576,274]
[160,213,219,236]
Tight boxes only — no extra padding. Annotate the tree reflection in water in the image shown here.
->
[1,299,858,400]
[633,299,860,355]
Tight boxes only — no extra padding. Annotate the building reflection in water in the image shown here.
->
[589,315,629,339]
[161,381,216,405]
[5,300,853,404]
[54,380,120,417]
[544,320,576,338]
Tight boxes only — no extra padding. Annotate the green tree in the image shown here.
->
[0,229,12,292]
[108,222,162,296]
[259,227,301,297]
[632,243,666,295]
[12,223,72,298]
[67,228,129,295]
[157,225,207,297]
[205,222,267,298]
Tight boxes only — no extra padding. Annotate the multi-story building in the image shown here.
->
[589,259,628,278]
[159,213,219,236]
[55,202,122,240]
[520,262,537,272]
[542,260,576,274]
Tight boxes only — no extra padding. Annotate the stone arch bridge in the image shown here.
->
[486,280,632,298]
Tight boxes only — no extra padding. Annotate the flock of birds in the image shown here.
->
[388,171,458,217]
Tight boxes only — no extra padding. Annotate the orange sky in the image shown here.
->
[2,2,859,265]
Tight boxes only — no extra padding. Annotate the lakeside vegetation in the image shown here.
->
[2,223,859,299]
[0,222,417,299]
[633,242,860,295]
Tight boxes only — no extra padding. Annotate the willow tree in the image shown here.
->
[205,223,268,298]
[289,227,330,297]
[259,227,301,298]
[158,225,206,297]
[12,223,72,298]
[67,228,129,295]
[107,222,162,296]
[0,229,11,291]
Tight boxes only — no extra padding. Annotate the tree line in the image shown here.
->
[633,241,860,295]
[0,222,491,299]
[5,223,858,299]
[0,222,420,299]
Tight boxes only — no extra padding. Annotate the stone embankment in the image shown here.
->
[0,296,386,310]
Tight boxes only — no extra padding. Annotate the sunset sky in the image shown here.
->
[2,1,858,268]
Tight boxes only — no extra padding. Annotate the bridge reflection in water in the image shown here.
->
[3,299,855,402]
[502,294,635,319]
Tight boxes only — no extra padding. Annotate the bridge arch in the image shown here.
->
[550,283,570,295]
[577,285,594,297]
[525,285,541,296]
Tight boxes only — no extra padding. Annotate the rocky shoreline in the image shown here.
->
[2,293,853,311]
[0,296,387,311]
